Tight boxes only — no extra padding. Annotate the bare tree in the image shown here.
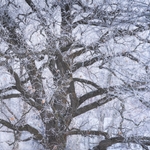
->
[0,0,150,150]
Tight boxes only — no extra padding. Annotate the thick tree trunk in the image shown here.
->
[44,118,67,150]
[42,80,72,150]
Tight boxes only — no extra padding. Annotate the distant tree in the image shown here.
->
[0,0,150,150]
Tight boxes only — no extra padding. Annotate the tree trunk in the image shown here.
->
[44,118,67,150]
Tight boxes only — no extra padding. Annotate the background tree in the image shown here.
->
[0,0,150,150]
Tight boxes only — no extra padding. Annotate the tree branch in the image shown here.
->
[68,47,85,59]
[73,78,101,89]
[0,94,21,99]
[4,64,43,110]
[74,95,116,117]
[0,86,17,93]
[0,119,43,140]
[66,130,109,139]
[92,136,150,150]
[72,55,103,72]
[78,77,150,106]
[72,51,140,72]
[24,0,47,24]
[6,65,22,91]
[24,0,37,12]
[79,89,108,105]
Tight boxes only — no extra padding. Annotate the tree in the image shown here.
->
[0,0,150,150]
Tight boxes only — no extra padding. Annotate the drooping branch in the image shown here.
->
[92,136,150,150]
[0,86,17,94]
[0,119,43,141]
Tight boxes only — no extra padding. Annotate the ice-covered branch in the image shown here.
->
[92,136,150,150]
[72,55,103,72]
[66,129,109,139]
[73,78,101,89]
[0,94,21,99]
[74,95,116,117]
[0,119,43,141]
[79,89,108,105]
